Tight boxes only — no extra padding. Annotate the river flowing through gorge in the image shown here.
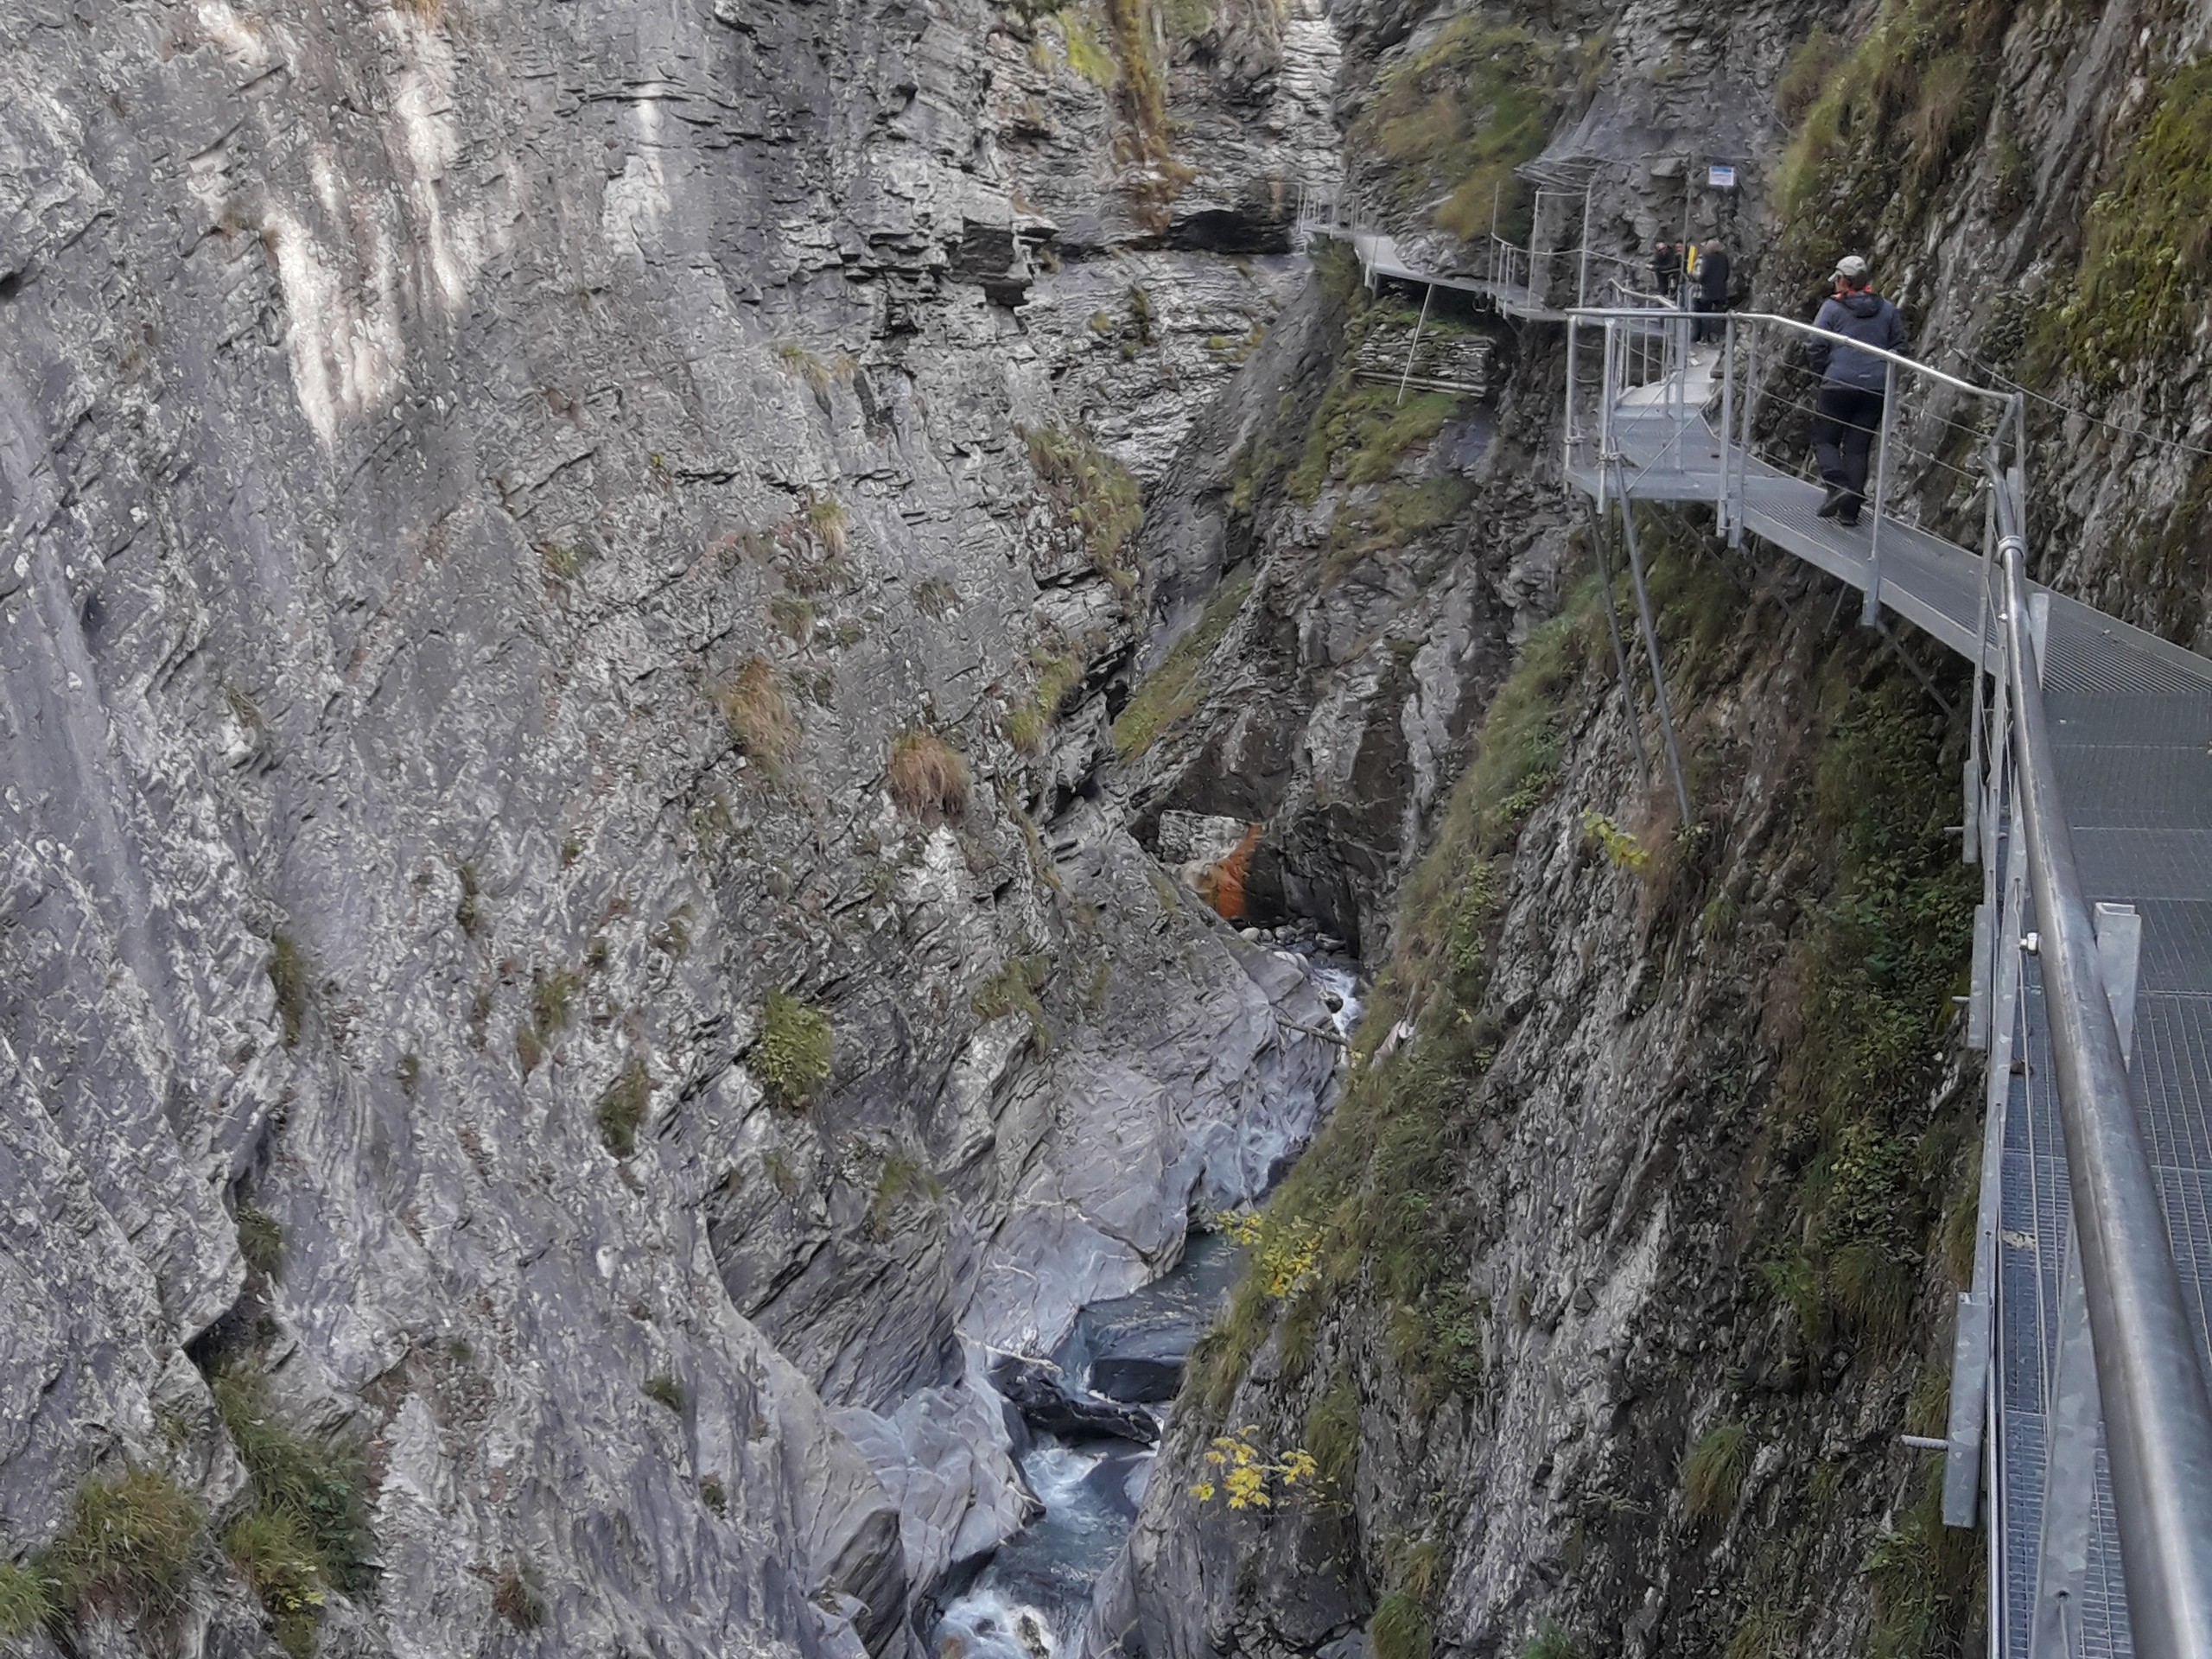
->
[935,952,1362,1659]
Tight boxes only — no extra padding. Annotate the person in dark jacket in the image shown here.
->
[1693,240,1731,341]
[1653,241,1681,301]
[1806,254,1907,527]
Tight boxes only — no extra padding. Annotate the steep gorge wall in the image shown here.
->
[0,0,1347,1651]
[1102,0,2212,1656]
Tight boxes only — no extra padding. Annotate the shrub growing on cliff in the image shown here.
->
[756,989,833,1110]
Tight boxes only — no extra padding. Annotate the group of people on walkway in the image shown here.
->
[1653,239,1730,340]
[1650,238,1907,530]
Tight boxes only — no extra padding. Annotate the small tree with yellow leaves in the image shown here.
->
[1189,1429,1320,1510]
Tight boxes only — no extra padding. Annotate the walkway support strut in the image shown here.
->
[1606,462,1693,830]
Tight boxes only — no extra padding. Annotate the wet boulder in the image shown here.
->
[987,1354,1160,1446]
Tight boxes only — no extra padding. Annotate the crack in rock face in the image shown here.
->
[0,0,1350,1648]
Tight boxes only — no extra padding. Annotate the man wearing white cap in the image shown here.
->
[1805,254,1907,528]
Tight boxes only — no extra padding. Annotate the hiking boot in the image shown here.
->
[1837,507,1862,527]
[1815,484,1849,518]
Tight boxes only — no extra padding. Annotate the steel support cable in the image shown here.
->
[1995,475,2212,1659]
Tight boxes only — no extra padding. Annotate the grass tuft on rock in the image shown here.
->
[756,989,833,1110]
[238,1205,284,1281]
[596,1060,652,1158]
[46,1466,203,1622]
[225,1507,327,1658]
[1186,601,1591,1421]
[720,658,801,782]
[2036,57,2212,389]
[1354,17,1560,241]
[1371,1590,1433,1659]
[887,731,969,824]
[1022,425,1142,591]
[493,1567,545,1630]
[212,1364,375,1599]
[1682,1420,1750,1524]
[644,1373,687,1414]
[0,1560,53,1639]
[1111,575,1252,760]
[269,933,309,1047]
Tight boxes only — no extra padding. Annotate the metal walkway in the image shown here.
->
[1560,311,2212,1659]
[1292,178,1652,324]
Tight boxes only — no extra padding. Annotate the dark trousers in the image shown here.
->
[1691,295,1720,342]
[1813,385,1885,508]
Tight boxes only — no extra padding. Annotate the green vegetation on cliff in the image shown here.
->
[1355,19,1560,242]
[2038,58,2212,389]
[1185,521,1982,1656]
[1776,0,2011,261]
[1191,597,1590,1420]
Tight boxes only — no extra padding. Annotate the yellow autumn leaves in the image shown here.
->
[1189,1430,1319,1510]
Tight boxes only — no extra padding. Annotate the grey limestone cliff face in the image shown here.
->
[0,0,1349,1649]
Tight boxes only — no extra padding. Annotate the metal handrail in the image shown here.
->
[1567,307,2009,405]
[1994,477,2212,1659]
[1567,282,2212,1654]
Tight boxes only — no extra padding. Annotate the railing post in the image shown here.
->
[1565,318,1580,480]
[1601,320,1618,469]
[1862,359,1897,626]
[1577,187,1592,310]
[1716,314,1735,530]
[1733,323,1761,548]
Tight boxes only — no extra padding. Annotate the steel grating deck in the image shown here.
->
[1575,398,2212,1659]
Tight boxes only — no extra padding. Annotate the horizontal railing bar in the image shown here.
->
[1567,308,2007,404]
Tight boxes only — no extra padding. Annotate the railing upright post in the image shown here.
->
[1578,187,1592,310]
[1863,359,1897,626]
[1966,480,1995,865]
[1717,314,1735,531]
[1565,319,1580,480]
[1733,323,1761,547]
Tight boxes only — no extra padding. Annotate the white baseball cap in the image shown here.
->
[1832,254,1871,283]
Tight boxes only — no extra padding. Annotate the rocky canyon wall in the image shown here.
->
[0,0,1349,1650]
[1101,0,2212,1657]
